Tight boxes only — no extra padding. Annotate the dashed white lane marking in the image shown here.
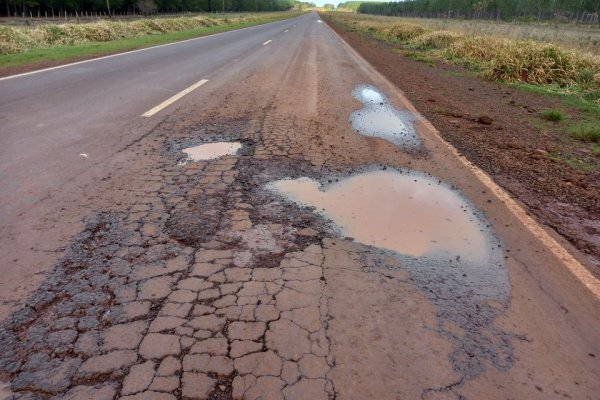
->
[284,30,289,33]
[141,78,208,117]
[263,40,272,46]
[0,18,297,82]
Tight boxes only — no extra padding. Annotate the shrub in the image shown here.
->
[382,23,427,42]
[446,36,508,63]
[0,13,291,55]
[575,67,594,84]
[447,37,600,86]
[569,122,600,142]
[541,109,565,121]
[411,31,463,49]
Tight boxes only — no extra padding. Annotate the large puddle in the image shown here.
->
[179,142,241,164]
[349,85,422,151]
[268,169,508,300]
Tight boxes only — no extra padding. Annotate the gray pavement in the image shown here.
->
[0,14,308,225]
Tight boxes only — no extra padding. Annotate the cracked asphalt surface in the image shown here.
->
[0,12,599,400]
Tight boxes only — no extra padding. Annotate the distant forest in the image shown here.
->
[357,1,600,23]
[337,1,371,11]
[1,0,308,17]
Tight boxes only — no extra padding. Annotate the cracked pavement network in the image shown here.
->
[0,12,598,400]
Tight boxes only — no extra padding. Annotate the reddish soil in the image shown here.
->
[325,15,600,275]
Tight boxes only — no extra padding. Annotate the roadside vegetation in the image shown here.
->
[325,12,600,171]
[336,1,381,12]
[1,0,305,17]
[357,0,600,24]
[0,11,302,69]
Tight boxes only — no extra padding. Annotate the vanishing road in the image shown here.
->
[0,11,599,400]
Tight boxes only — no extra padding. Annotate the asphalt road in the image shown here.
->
[0,14,306,224]
[0,11,599,400]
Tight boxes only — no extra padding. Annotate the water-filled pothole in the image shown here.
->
[350,84,422,151]
[268,169,508,299]
[179,142,242,164]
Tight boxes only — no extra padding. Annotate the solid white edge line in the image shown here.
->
[141,78,208,117]
[262,40,272,46]
[0,16,302,82]
[325,20,600,299]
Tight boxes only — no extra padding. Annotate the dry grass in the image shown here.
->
[411,30,463,49]
[0,13,294,55]
[334,12,600,52]
[381,23,426,41]
[329,12,600,87]
[445,37,600,85]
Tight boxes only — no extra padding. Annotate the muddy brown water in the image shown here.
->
[269,168,513,378]
[179,142,241,163]
[350,85,421,151]
[268,169,508,301]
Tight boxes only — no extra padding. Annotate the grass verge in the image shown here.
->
[0,13,299,71]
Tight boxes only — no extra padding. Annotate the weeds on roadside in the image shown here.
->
[394,49,435,65]
[541,109,565,121]
[0,12,299,55]
[329,14,600,93]
[569,122,600,142]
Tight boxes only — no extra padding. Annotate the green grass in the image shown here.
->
[550,153,600,172]
[394,49,435,65]
[510,82,600,117]
[541,109,565,121]
[569,122,600,142]
[0,14,296,71]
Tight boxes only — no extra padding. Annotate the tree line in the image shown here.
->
[2,0,304,18]
[337,1,372,11]
[356,0,600,23]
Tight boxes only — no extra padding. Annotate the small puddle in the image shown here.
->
[179,142,242,164]
[268,169,508,299]
[349,85,422,151]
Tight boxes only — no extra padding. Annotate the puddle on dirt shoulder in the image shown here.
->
[350,84,422,152]
[179,142,242,164]
[267,168,508,300]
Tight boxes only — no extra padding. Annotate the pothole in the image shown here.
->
[349,84,421,152]
[267,168,508,300]
[179,142,242,164]
[267,167,513,382]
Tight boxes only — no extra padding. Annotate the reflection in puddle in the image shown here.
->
[268,169,508,300]
[179,142,241,164]
[350,84,422,151]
